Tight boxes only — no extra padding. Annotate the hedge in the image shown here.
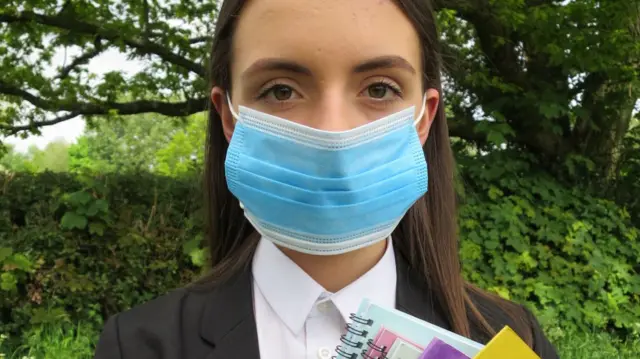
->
[0,152,638,347]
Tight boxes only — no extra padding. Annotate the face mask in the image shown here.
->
[224,95,429,255]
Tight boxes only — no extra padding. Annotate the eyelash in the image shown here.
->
[255,79,403,101]
[369,79,403,98]
[256,81,290,100]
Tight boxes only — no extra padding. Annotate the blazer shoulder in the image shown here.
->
[94,286,217,359]
[115,287,190,326]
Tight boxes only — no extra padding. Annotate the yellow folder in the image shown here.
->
[473,326,541,359]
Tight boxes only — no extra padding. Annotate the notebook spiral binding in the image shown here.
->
[333,313,388,359]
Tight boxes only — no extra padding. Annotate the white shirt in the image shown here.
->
[252,238,397,359]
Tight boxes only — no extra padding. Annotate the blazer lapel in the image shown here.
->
[394,250,451,330]
[200,266,261,359]
[196,247,448,359]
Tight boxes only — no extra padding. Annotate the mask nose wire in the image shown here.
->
[228,92,427,126]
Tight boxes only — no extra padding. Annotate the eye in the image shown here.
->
[368,83,389,99]
[272,85,293,100]
[257,83,300,102]
[363,81,403,101]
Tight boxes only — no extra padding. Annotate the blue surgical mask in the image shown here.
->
[225,95,429,255]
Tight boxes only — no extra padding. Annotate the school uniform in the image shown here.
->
[94,238,559,359]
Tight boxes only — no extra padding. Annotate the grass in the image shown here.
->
[554,330,640,359]
[1,323,638,358]
[0,323,97,359]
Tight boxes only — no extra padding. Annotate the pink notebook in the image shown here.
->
[365,326,424,358]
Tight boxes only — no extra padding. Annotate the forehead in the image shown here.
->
[231,0,421,76]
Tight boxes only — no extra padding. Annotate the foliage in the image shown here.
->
[0,144,34,172]
[438,0,639,175]
[0,322,98,359]
[0,172,206,340]
[554,329,640,359]
[154,112,206,177]
[0,0,637,179]
[28,141,70,173]
[0,141,69,173]
[610,119,640,226]
[0,0,215,137]
[1,112,205,177]
[457,150,640,336]
[67,114,182,174]
[2,152,640,342]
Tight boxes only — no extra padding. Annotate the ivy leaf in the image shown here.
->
[67,191,93,206]
[60,211,88,230]
[86,199,108,216]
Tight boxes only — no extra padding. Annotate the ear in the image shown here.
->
[211,87,235,142]
[416,88,440,145]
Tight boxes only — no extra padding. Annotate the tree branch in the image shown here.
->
[0,11,206,77]
[0,112,82,136]
[0,80,207,135]
[189,36,209,44]
[446,103,490,144]
[448,117,486,143]
[58,45,104,79]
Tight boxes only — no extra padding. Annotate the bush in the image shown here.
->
[457,151,640,336]
[0,172,205,345]
[1,151,639,346]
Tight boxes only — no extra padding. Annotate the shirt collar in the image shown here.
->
[252,237,397,335]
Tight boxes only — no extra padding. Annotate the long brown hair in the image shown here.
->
[200,0,534,345]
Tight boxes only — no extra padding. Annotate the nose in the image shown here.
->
[307,90,366,131]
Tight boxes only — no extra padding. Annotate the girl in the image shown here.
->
[94,0,559,358]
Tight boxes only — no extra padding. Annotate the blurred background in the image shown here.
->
[0,1,638,358]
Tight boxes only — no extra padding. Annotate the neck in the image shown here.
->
[278,240,388,293]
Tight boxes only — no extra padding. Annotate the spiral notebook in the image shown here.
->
[335,298,484,358]
[363,326,423,358]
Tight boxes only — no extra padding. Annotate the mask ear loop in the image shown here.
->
[225,92,245,209]
[226,93,240,122]
[413,94,428,127]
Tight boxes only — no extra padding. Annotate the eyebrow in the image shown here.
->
[242,55,416,79]
[353,55,416,74]
[241,58,312,79]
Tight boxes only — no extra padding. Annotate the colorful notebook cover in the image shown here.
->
[473,326,540,359]
[335,298,484,358]
[387,338,424,359]
[364,326,423,358]
[419,338,470,359]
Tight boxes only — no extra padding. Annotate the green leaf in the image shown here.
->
[86,199,108,216]
[488,186,504,200]
[0,272,17,291]
[487,131,506,146]
[182,236,202,255]
[68,191,92,206]
[490,286,511,300]
[89,222,106,236]
[60,211,88,230]
[5,253,33,271]
[0,247,13,262]
[189,248,206,267]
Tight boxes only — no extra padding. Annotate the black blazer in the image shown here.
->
[94,251,559,359]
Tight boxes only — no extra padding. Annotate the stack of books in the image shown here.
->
[335,298,540,359]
